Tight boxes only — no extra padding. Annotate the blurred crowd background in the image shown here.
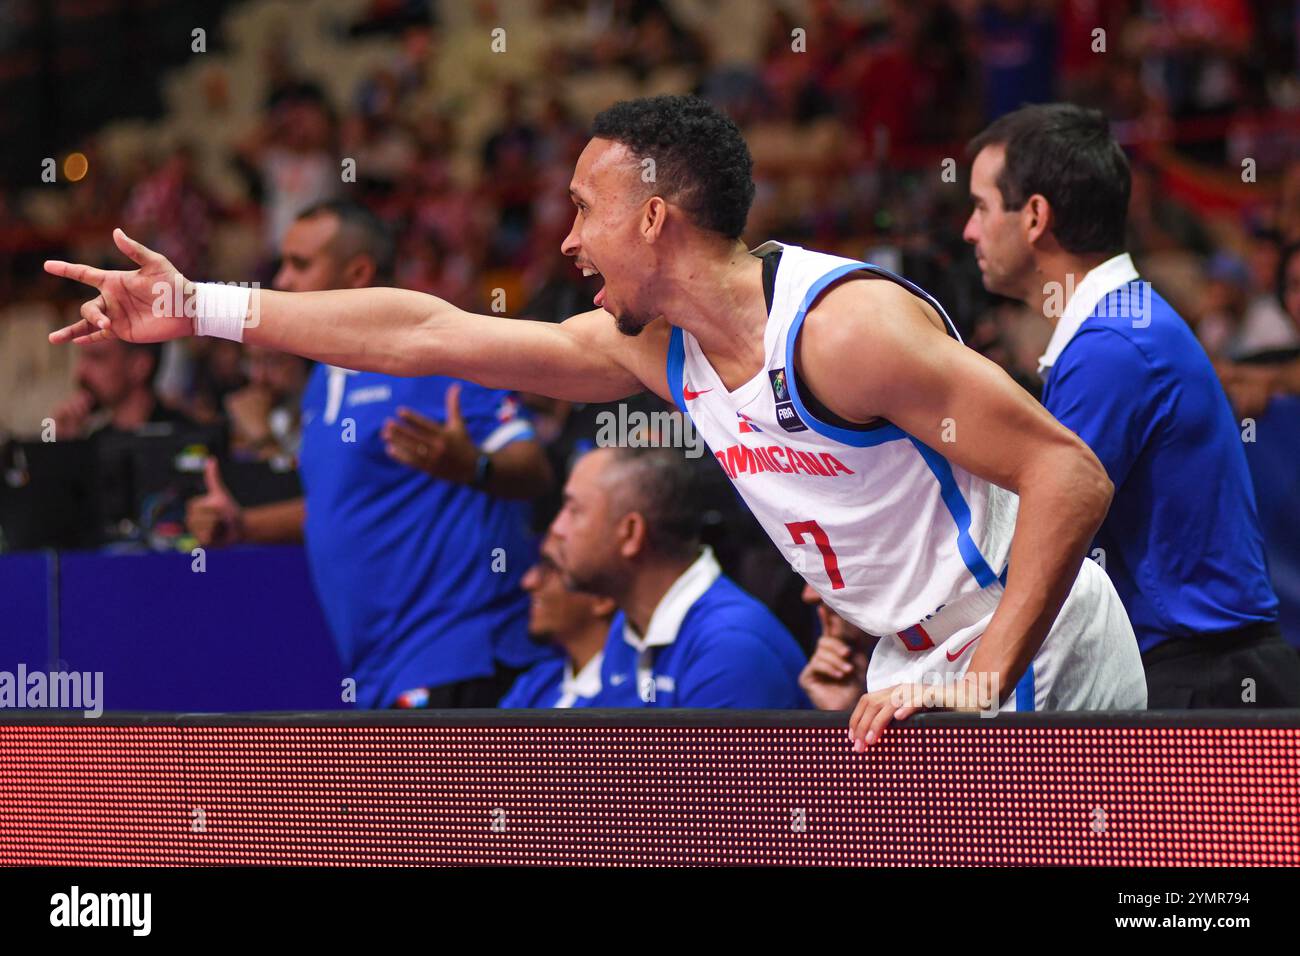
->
[1,0,1298,655]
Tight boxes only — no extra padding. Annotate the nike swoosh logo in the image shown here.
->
[682,385,712,400]
[946,635,981,662]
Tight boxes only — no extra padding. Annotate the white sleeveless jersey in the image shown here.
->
[669,241,1017,638]
[667,241,1147,711]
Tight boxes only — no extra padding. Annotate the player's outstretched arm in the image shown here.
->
[799,279,1113,737]
[46,229,648,403]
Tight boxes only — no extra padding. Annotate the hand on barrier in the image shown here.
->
[849,674,993,751]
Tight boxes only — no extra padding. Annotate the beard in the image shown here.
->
[613,311,646,336]
[525,626,554,645]
[560,563,615,600]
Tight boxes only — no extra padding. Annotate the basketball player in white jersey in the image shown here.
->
[46,96,1147,746]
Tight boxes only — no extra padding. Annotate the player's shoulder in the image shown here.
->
[803,272,942,350]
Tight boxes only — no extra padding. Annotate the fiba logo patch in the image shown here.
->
[768,368,808,433]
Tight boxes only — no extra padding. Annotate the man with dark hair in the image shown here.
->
[184,199,556,709]
[543,444,809,708]
[294,199,397,283]
[49,94,1146,742]
[964,103,1298,707]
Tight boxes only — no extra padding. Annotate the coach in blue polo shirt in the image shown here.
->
[963,103,1299,707]
[540,443,809,709]
[186,201,555,708]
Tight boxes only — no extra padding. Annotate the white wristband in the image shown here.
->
[193,282,252,341]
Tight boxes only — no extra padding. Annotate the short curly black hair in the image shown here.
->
[590,95,755,239]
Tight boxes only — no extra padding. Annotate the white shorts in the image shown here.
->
[866,557,1147,711]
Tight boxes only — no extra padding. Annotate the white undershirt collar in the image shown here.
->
[621,546,722,653]
[557,651,603,708]
[1037,252,1140,375]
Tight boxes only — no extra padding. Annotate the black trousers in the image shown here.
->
[390,664,527,709]
[1142,621,1300,708]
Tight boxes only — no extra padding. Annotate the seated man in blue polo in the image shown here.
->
[964,103,1299,707]
[543,443,810,709]
[499,536,616,707]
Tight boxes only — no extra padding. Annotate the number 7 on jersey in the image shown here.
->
[785,519,845,590]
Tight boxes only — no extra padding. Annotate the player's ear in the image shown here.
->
[640,196,668,244]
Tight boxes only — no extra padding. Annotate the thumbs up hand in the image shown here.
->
[185,457,245,547]
[381,384,480,485]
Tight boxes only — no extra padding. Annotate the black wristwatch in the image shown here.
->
[470,452,493,490]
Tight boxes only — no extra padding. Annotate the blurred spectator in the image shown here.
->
[1217,240,1300,414]
[480,84,542,264]
[499,535,618,707]
[548,444,810,708]
[184,340,248,425]
[121,145,216,281]
[973,0,1058,121]
[236,84,340,253]
[1195,251,1252,358]
[224,346,310,461]
[1232,227,1300,358]
[48,340,195,442]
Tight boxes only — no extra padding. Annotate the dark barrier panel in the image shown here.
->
[2,711,1297,866]
[56,547,346,710]
[0,553,51,671]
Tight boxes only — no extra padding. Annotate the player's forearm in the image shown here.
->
[239,290,642,402]
[967,444,1112,701]
[241,497,306,544]
[244,287,470,377]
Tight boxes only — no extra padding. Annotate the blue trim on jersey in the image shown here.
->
[998,564,1008,587]
[666,326,687,413]
[784,263,909,448]
[1015,662,1036,712]
[781,258,1000,587]
[906,437,1000,588]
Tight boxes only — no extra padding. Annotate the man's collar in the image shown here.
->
[622,547,722,653]
[1037,252,1140,375]
[561,651,604,700]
